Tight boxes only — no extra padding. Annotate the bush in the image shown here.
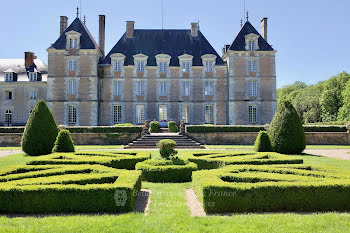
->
[168,121,179,132]
[0,165,141,214]
[66,126,142,133]
[21,100,58,156]
[157,139,177,159]
[0,127,24,133]
[186,125,266,133]
[149,121,160,133]
[254,131,272,152]
[303,125,348,132]
[114,123,134,126]
[193,164,350,213]
[182,151,303,170]
[28,151,151,170]
[269,101,306,154]
[135,158,198,182]
[52,130,75,153]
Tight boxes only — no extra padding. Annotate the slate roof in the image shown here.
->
[101,29,225,66]
[51,17,99,50]
[0,59,48,82]
[228,21,274,51]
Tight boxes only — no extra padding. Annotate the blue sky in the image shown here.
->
[1,0,349,88]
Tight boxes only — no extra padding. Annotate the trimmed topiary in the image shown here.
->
[157,139,177,159]
[269,101,306,154]
[52,129,75,153]
[21,100,58,156]
[167,121,179,132]
[254,131,272,152]
[149,121,160,133]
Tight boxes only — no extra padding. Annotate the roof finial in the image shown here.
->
[76,7,79,18]
[240,18,243,28]
[246,11,249,22]
[83,15,86,24]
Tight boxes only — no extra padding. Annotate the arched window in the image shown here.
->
[5,110,12,126]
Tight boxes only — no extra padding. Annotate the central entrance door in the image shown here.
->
[159,105,167,127]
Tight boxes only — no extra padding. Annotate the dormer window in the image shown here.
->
[248,40,255,50]
[133,53,148,76]
[136,61,145,72]
[5,73,13,82]
[69,38,78,48]
[114,61,122,72]
[182,61,190,72]
[155,54,171,76]
[29,72,37,81]
[65,31,81,50]
[245,33,260,51]
[178,54,193,76]
[201,54,217,76]
[159,62,168,73]
[110,53,126,74]
[204,61,214,72]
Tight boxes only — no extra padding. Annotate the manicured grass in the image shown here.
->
[206,145,350,150]
[0,145,124,152]
[0,147,21,151]
[0,153,30,168]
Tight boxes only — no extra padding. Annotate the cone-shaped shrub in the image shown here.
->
[21,100,58,156]
[254,131,272,152]
[269,101,306,154]
[52,129,75,153]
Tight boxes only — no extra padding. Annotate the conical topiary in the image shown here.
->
[254,131,272,152]
[21,100,58,156]
[52,129,75,153]
[269,100,306,154]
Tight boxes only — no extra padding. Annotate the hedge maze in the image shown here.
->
[0,165,142,214]
[193,164,350,213]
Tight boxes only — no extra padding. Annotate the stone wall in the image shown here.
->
[188,132,350,145]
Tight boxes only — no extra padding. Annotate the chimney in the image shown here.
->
[261,17,268,41]
[126,21,135,38]
[191,22,199,37]
[60,16,68,35]
[99,15,106,56]
[25,52,36,68]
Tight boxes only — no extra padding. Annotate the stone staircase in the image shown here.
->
[124,133,205,149]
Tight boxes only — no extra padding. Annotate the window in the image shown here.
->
[136,61,145,72]
[205,105,214,123]
[5,73,13,82]
[204,81,214,96]
[69,38,78,48]
[249,105,257,124]
[205,61,214,72]
[159,81,167,96]
[183,81,191,96]
[248,40,255,50]
[248,60,257,72]
[5,110,12,126]
[68,105,77,124]
[159,62,168,73]
[114,61,122,72]
[136,104,145,124]
[182,61,190,73]
[182,104,190,123]
[159,105,167,122]
[248,80,258,97]
[68,60,77,71]
[5,91,12,100]
[29,90,37,100]
[136,81,145,96]
[114,81,122,96]
[113,105,122,123]
[68,80,77,95]
[29,72,37,81]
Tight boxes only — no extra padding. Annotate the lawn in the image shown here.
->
[205,145,350,149]
[1,150,350,232]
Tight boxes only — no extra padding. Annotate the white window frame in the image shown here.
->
[114,60,122,72]
[248,60,257,72]
[205,105,214,123]
[68,60,78,71]
[159,61,168,73]
[114,81,122,96]
[183,81,191,96]
[248,80,258,97]
[182,61,190,73]
[136,61,145,72]
[204,81,214,96]
[29,72,37,81]
[249,105,257,124]
[159,81,167,96]
[182,104,190,123]
[113,105,122,124]
[5,109,12,126]
[136,104,145,124]
[69,38,78,49]
[248,40,255,51]
[5,73,13,82]
[136,81,145,96]
[68,80,77,95]
[29,89,37,100]
[159,105,167,122]
[68,104,77,124]
[205,61,214,72]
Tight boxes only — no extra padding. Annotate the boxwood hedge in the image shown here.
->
[28,151,150,170]
[135,158,198,183]
[66,126,142,133]
[186,125,265,133]
[0,165,141,214]
[193,164,350,213]
[181,151,303,170]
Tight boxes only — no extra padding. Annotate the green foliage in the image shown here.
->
[181,151,303,170]
[0,127,24,133]
[167,121,179,132]
[338,81,350,121]
[254,131,272,152]
[135,158,197,182]
[0,165,141,214]
[186,125,265,133]
[157,139,177,159]
[28,151,151,170]
[21,100,58,156]
[269,101,306,154]
[149,121,160,133]
[193,164,350,213]
[113,123,134,126]
[52,130,75,153]
[303,125,348,132]
[66,126,142,133]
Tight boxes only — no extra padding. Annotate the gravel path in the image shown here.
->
[0,150,22,158]
[185,188,206,217]
[303,149,350,160]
